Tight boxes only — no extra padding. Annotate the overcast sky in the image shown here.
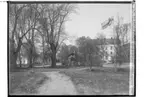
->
[64,4,132,45]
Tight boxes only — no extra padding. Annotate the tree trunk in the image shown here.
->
[50,43,56,68]
[29,49,33,68]
[9,40,22,71]
[10,52,18,71]
[51,52,56,68]
[42,36,45,65]
[29,57,33,68]
[89,54,92,71]
[19,52,22,68]
[85,54,88,67]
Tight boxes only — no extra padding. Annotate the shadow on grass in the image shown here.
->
[9,70,49,94]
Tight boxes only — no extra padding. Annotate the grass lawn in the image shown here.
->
[9,65,131,95]
[59,67,130,95]
[9,70,48,95]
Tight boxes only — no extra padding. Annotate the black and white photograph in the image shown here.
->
[8,0,135,96]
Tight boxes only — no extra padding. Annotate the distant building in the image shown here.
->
[103,44,116,63]
[95,37,130,63]
[97,38,116,63]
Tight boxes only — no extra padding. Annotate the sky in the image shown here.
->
[64,4,132,45]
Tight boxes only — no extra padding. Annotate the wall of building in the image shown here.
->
[103,44,116,63]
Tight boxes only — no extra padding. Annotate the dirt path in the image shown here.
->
[38,71,78,95]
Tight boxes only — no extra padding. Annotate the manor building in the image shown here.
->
[95,37,130,63]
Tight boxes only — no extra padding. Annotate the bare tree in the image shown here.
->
[22,4,40,67]
[9,4,28,70]
[38,4,77,67]
[76,37,98,70]
[9,3,77,70]
[101,16,131,67]
[113,17,131,66]
[76,36,89,65]
[9,4,41,70]
[95,33,108,62]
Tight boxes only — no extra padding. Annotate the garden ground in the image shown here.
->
[9,64,130,95]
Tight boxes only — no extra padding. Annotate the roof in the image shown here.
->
[122,43,130,48]
[93,38,118,45]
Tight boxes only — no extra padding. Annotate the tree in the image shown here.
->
[76,36,98,70]
[69,45,78,53]
[9,4,41,70]
[9,4,29,70]
[9,4,77,70]
[95,33,108,63]
[113,17,130,66]
[57,44,69,66]
[38,4,77,67]
[43,44,52,65]
[76,36,88,64]
[85,39,95,70]
[19,4,40,67]
[101,16,131,67]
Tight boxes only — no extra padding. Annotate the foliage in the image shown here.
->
[76,36,102,69]
[57,44,70,66]
[37,4,77,67]
[95,33,108,62]
[113,17,131,65]
[9,4,41,70]
[9,3,77,69]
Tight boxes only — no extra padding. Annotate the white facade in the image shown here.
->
[102,44,116,63]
